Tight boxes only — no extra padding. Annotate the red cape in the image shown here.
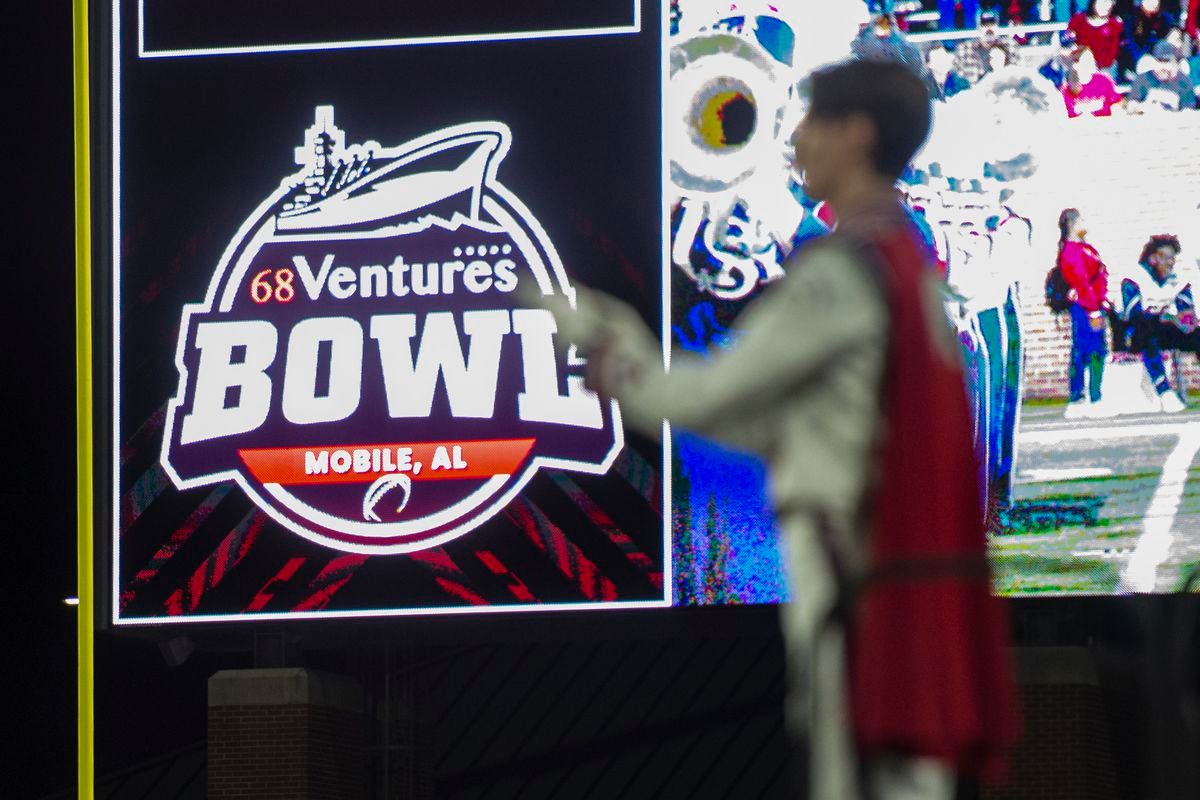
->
[840,203,1019,781]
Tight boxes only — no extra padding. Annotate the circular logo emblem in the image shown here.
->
[164,109,622,553]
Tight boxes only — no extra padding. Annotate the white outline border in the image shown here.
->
[138,0,641,59]
[110,0,672,624]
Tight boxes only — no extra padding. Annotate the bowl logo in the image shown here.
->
[162,108,623,554]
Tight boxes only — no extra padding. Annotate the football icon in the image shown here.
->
[362,474,413,522]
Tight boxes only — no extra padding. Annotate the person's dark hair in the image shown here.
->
[1138,233,1181,265]
[987,42,1013,67]
[804,59,932,181]
[1057,208,1080,251]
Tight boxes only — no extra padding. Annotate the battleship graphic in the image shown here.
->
[161,108,624,555]
[275,107,499,233]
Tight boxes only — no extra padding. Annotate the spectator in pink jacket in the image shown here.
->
[1058,208,1112,418]
[1062,47,1125,117]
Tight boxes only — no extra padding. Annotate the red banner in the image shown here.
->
[239,438,536,485]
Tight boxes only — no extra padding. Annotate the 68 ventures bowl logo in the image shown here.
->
[162,108,623,554]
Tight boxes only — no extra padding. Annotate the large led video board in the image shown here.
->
[663,1,1200,600]
[105,1,1200,625]
[108,0,669,623]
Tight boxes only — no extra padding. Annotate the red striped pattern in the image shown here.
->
[613,447,661,512]
[409,549,488,606]
[550,474,660,589]
[506,498,618,601]
[476,550,536,602]
[246,557,307,611]
[121,485,232,610]
[164,510,266,615]
[293,555,370,612]
[120,463,171,536]
[120,403,167,467]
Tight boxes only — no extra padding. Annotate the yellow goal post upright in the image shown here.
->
[72,0,95,796]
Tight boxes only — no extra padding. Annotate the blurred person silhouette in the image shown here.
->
[928,44,972,98]
[939,0,981,30]
[852,12,937,90]
[1039,28,1079,87]
[953,10,1020,84]
[942,206,995,514]
[1120,0,1177,81]
[1057,208,1113,418]
[1134,25,1189,73]
[985,40,1020,75]
[1068,0,1124,77]
[1113,234,1194,411]
[1128,39,1197,109]
[1061,46,1126,116]
[901,179,942,259]
[535,59,1016,800]
[1185,28,1200,80]
[984,203,1032,522]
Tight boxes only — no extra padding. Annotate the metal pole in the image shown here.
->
[72,0,95,797]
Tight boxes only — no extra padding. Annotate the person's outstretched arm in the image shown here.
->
[546,244,886,454]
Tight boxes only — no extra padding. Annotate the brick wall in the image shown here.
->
[983,683,1120,800]
[982,647,1126,800]
[208,669,368,799]
[1019,297,1200,400]
[1021,299,1073,400]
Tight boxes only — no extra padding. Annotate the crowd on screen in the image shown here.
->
[844,3,1200,443]
[864,0,1200,114]
[869,0,1195,34]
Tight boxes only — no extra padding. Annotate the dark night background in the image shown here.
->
[7,1,88,794]
[7,2,670,794]
[7,3,259,795]
[7,3,1200,799]
[7,2,89,795]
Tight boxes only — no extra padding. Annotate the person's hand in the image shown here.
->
[519,282,654,401]
[582,334,644,401]
[582,333,616,400]
[517,283,608,353]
